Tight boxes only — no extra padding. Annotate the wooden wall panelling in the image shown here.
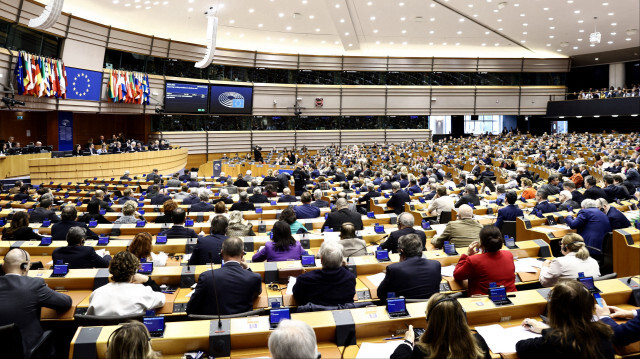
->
[0,152,52,179]
[255,53,298,70]
[252,83,297,116]
[153,132,206,154]
[296,130,341,150]
[477,58,523,73]
[0,0,20,20]
[433,58,477,72]
[386,86,430,116]
[186,154,208,171]
[71,113,149,146]
[66,17,109,47]
[475,87,521,115]
[0,48,11,90]
[523,59,570,73]
[430,87,475,115]
[108,29,152,55]
[296,85,341,116]
[341,86,386,116]
[0,111,50,146]
[213,48,256,67]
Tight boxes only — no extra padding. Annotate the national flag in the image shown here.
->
[107,69,116,101]
[13,51,24,95]
[59,61,67,99]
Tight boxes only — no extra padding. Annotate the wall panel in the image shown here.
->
[386,129,431,143]
[340,130,385,147]
[252,83,297,116]
[386,87,430,116]
[252,131,296,152]
[298,55,342,71]
[430,87,475,115]
[387,58,432,72]
[296,130,341,150]
[296,85,341,116]
[341,86,386,116]
[475,87,521,115]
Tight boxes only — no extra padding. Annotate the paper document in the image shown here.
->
[285,277,297,295]
[183,253,192,261]
[475,324,541,354]
[516,257,544,269]
[95,249,107,257]
[356,341,404,359]
[431,224,447,237]
[366,272,386,287]
[324,232,340,243]
[185,290,195,298]
[441,265,456,277]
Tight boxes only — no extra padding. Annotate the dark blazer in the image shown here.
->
[534,201,557,214]
[117,196,136,204]
[312,199,330,208]
[377,256,441,301]
[155,214,173,224]
[278,194,298,203]
[188,234,228,265]
[52,245,111,269]
[294,204,321,219]
[604,184,630,202]
[249,194,269,204]
[51,220,98,241]
[182,195,200,205]
[584,186,608,200]
[158,225,198,239]
[565,208,612,254]
[357,190,381,204]
[607,206,631,229]
[516,328,614,359]
[0,275,72,358]
[230,201,255,212]
[292,267,356,306]
[601,309,640,346]
[190,202,215,212]
[387,190,411,215]
[77,213,111,224]
[569,190,585,205]
[150,194,171,205]
[28,207,61,223]
[1,227,42,241]
[495,204,524,229]
[186,262,262,315]
[322,208,364,232]
[558,200,580,212]
[233,179,249,187]
[455,193,481,208]
[380,227,427,253]
[212,197,234,205]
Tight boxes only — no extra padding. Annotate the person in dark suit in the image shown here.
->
[455,184,481,208]
[562,181,584,206]
[377,234,441,301]
[186,237,262,315]
[188,215,229,265]
[13,185,34,202]
[597,302,640,347]
[597,198,631,230]
[29,198,61,223]
[181,190,200,205]
[533,190,558,214]
[583,176,607,200]
[322,199,363,231]
[190,190,215,212]
[357,183,381,209]
[146,169,160,182]
[51,206,99,241]
[230,191,256,212]
[294,192,321,219]
[603,174,629,202]
[157,208,198,239]
[311,189,330,208]
[557,190,580,212]
[233,175,249,188]
[495,191,524,229]
[52,226,111,268]
[539,175,562,196]
[212,190,234,205]
[120,170,132,181]
[565,199,612,258]
[387,182,411,215]
[277,187,298,203]
[0,249,72,358]
[380,212,427,253]
[478,166,495,183]
[292,241,356,306]
[150,188,171,205]
[249,186,269,204]
[77,200,111,224]
[117,188,136,204]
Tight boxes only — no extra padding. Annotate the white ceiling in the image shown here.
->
[47,0,639,59]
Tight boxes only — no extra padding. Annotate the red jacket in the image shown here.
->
[454,250,517,296]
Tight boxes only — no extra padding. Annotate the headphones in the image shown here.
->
[427,296,467,324]
[19,248,29,271]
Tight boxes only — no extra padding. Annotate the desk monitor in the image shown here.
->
[489,286,513,306]
[39,236,52,246]
[139,262,154,275]
[367,212,375,219]
[443,241,457,256]
[375,249,390,262]
[387,297,409,318]
[504,237,517,249]
[97,236,109,245]
[270,308,291,329]
[136,220,146,227]
[143,316,165,337]
[156,235,167,245]
[256,208,263,214]
[89,219,98,228]
[41,219,51,228]
[301,255,315,267]
[51,264,69,278]
[578,276,601,293]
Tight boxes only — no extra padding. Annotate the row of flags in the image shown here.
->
[107,69,150,105]
[13,51,67,98]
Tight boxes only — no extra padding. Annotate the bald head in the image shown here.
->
[336,198,349,210]
[457,204,473,219]
[3,248,30,274]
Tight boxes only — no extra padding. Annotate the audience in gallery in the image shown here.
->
[572,84,639,99]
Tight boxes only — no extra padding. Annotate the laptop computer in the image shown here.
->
[301,255,316,267]
[443,241,457,256]
[50,264,69,278]
[39,236,52,247]
[387,297,410,318]
[489,286,513,306]
[375,249,390,262]
[269,308,291,329]
[139,262,154,275]
[143,316,165,338]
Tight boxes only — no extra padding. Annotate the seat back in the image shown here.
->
[500,221,517,239]
[600,232,614,275]
[0,324,24,359]
[439,211,452,224]
[73,313,143,327]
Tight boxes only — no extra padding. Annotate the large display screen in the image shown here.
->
[209,85,253,115]
[164,82,209,114]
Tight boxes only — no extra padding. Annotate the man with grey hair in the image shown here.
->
[292,241,356,306]
[565,198,612,258]
[174,185,192,202]
[249,186,268,203]
[377,233,441,301]
[214,189,234,204]
[454,184,480,208]
[322,198,363,231]
[557,190,579,212]
[381,212,427,253]
[595,197,631,230]
[190,189,214,212]
[230,191,255,211]
[52,226,111,268]
[432,204,482,249]
[386,181,411,215]
[120,170,131,181]
[268,319,318,359]
[278,187,297,203]
[504,172,519,190]
[311,189,329,208]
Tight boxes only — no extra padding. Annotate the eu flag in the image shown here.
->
[65,67,102,101]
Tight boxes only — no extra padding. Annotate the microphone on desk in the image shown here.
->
[208,252,223,330]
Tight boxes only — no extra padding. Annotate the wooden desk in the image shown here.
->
[0,152,52,179]
[613,228,640,277]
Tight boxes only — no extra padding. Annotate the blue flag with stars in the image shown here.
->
[65,67,102,101]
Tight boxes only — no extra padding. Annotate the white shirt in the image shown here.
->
[539,252,601,287]
[87,282,165,316]
[504,180,519,189]
[151,252,168,267]
[428,196,455,221]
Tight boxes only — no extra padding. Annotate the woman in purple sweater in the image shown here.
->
[252,221,308,262]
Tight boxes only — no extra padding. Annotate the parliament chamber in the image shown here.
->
[0,0,639,358]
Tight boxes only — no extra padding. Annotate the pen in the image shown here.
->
[384,336,404,340]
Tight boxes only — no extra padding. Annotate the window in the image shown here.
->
[429,116,451,134]
[464,115,503,135]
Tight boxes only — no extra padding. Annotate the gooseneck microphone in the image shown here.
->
[208,252,222,329]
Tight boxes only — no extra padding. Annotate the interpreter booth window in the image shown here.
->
[464,115,503,135]
[428,116,451,135]
[552,121,568,134]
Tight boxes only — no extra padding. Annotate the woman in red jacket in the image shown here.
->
[453,225,516,296]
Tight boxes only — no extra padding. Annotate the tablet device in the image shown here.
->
[136,220,146,227]
[97,235,109,245]
[139,262,154,275]
[185,218,194,227]
[419,197,426,203]
[89,219,98,228]
[578,276,601,293]
[375,249,390,262]
[367,212,375,219]
[270,308,291,329]
[270,201,277,205]
[41,219,51,228]
[504,237,518,249]
[143,316,165,338]
[489,286,513,306]
[156,235,167,244]
[301,255,316,267]
[443,241,457,256]
[256,208,263,214]
[40,236,52,246]
[387,297,409,318]
[51,264,69,277]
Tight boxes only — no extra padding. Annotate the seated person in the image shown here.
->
[114,200,143,224]
[87,251,166,316]
[381,212,427,253]
[431,204,483,249]
[280,207,308,234]
[597,301,640,347]
[29,198,61,223]
[149,188,171,205]
[157,208,199,239]
[426,185,454,222]
[51,205,99,241]
[294,192,321,219]
[387,182,411,215]
[539,233,600,287]
[78,200,111,224]
[564,199,612,259]
[322,198,363,232]
[106,321,160,359]
[268,320,318,359]
[596,198,631,230]
[494,191,524,229]
[252,221,308,262]
[190,189,214,212]
[1,211,42,241]
[188,215,229,265]
[117,188,136,204]
[292,241,356,306]
[393,293,491,359]
[557,190,580,212]
[454,184,481,208]
[52,226,111,269]
[155,199,177,224]
[278,187,298,203]
[229,191,255,212]
[248,186,269,204]
[93,190,114,212]
[517,280,614,358]
[453,225,516,296]
[311,189,330,208]
[212,189,234,204]
[187,237,262,315]
[128,232,168,267]
[339,222,367,257]
[377,234,441,301]
[532,190,557,214]
[226,210,255,237]
[521,178,536,199]
[13,185,34,202]
[563,181,585,205]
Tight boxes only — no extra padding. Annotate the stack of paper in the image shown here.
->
[475,324,541,353]
[285,277,297,295]
[356,342,404,359]
[430,224,447,237]
[441,265,456,277]
[366,272,386,287]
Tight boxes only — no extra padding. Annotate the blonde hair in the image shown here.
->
[106,321,159,359]
[562,233,590,260]
[122,200,137,216]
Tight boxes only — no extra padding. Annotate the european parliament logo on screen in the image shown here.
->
[210,85,253,115]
